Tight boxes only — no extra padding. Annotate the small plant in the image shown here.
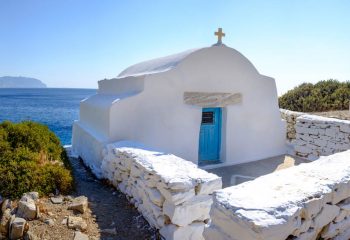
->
[279,79,350,112]
[0,121,74,198]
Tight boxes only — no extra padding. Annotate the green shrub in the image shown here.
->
[0,121,74,198]
[279,79,350,112]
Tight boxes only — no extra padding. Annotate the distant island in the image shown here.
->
[0,76,47,88]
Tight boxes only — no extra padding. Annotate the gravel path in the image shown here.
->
[70,157,158,240]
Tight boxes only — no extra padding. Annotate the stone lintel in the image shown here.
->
[183,92,242,108]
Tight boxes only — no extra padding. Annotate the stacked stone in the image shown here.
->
[280,109,305,141]
[204,150,350,240]
[0,192,39,239]
[293,114,350,159]
[101,141,222,240]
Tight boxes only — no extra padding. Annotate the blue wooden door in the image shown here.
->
[199,108,222,162]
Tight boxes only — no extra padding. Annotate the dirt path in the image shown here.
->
[310,110,350,120]
[70,157,158,240]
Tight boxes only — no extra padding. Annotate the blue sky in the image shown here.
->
[1,0,349,94]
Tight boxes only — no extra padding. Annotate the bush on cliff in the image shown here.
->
[0,121,74,198]
[278,79,350,112]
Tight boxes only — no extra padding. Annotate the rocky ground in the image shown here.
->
[310,110,350,120]
[0,157,158,240]
[69,157,158,240]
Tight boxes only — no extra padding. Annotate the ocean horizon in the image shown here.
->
[0,88,96,145]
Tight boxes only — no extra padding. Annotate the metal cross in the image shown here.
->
[214,28,225,44]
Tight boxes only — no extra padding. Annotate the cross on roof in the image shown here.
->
[214,28,225,44]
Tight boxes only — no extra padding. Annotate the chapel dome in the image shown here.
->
[117,48,201,78]
[117,45,259,79]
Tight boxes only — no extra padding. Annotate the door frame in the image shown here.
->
[198,107,222,164]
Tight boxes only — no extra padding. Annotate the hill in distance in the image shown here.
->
[0,76,47,88]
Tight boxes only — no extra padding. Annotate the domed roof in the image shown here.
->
[117,48,201,78]
[117,45,258,78]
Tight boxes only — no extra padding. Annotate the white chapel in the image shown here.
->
[72,28,286,176]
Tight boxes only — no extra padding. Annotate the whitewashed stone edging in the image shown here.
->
[294,114,350,159]
[204,150,350,240]
[101,141,222,240]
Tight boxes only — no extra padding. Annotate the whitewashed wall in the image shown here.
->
[71,47,287,240]
[72,122,106,177]
[204,150,350,240]
[73,45,286,172]
[101,141,222,240]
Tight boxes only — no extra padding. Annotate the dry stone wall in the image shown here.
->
[204,150,350,240]
[101,141,222,240]
[294,114,350,159]
[280,109,350,159]
[280,109,305,141]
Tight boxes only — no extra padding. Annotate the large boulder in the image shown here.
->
[22,192,39,201]
[68,196,88,214]
[17,197,37,220]
[50,197,63,204]
[9,217,27,240]
[67,216,87,231]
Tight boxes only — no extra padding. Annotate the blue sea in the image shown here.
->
[0,88,96,145]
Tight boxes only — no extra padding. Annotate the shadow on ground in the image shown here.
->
[207,155,310,188]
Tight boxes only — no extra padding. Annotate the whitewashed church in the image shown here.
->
[72,28,286,175]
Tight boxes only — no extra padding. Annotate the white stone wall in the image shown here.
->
[204,150,350,240]
[293,114,350,159]
[101,141,222,240]
[280,109,305,141]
